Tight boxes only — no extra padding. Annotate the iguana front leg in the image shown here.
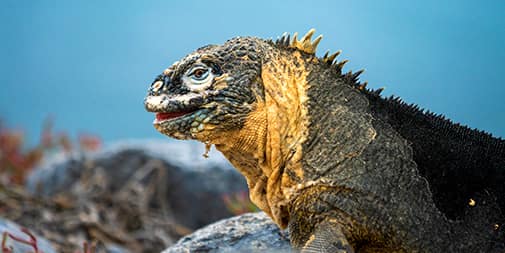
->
[301,218,355,253]
[289,194,357,253]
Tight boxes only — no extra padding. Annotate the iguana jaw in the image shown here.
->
[145,92,214,140]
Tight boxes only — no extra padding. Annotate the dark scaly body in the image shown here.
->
[293,54,505,252]
[144,30,505,252]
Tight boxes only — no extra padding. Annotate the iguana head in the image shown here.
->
[144,37,266,141]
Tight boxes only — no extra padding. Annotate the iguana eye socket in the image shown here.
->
[187,66,212,84]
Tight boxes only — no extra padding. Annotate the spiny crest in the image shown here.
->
[275,32,291,47]
[344,69,365,83]
[275,29,350,73]
[354,79,385,96]
[275,29,378,94]
[276,28,322,55]
[291,29,322,54]
[382,96,505,145]
[322,50,341,65]
[321,50,350,74]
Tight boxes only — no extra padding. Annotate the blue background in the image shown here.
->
[1,0,504,145]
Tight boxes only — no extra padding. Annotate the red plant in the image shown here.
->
[0,117,101,186]
[78,134,101,152]
[2,228,97,253]
[0,127,42,185]
[1,227,41,253]
[75,241,96,253]
[1,232,12,253]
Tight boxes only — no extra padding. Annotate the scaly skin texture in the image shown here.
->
[144,29,505,252]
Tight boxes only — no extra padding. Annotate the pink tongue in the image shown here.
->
[156,111,189,121]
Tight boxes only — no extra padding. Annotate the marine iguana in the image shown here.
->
[144,29,505,252]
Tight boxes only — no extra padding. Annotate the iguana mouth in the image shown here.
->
[145,93,215,139]
[154,109,198,123]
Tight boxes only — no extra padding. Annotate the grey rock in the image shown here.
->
[0,218,56,253]
[26,139,248,230]
[162,212,292,253]
[27,139,235,196]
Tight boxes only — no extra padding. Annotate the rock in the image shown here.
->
[162,212,292,253]
[14,139,251,252]
[26,139,248,229]
[0,218,56,253]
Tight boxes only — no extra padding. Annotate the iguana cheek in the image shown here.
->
[188,111,212,134]
[210,73,232,90]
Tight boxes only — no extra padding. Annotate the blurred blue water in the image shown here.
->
[1,0,504,145]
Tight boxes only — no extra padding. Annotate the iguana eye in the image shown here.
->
[192,68,208,79]
[188,66,212,84]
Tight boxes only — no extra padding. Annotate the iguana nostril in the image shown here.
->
[150,74,172,95]
[151,81,163,93]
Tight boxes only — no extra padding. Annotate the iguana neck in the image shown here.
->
[365,92,505,220]
[213,49,312,228]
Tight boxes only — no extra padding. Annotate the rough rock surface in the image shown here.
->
[1,139,248,252]
[26,139,247,229]
[162,212,291,253]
